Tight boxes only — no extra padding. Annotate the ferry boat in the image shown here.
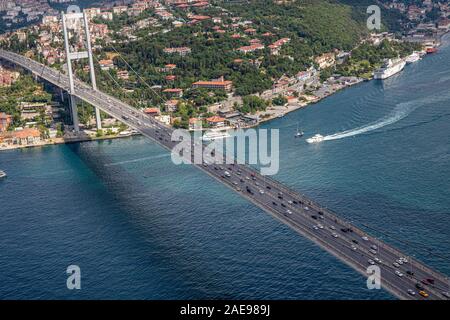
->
[306,134,324,144]
[202,129,231,141]
[405,52,421,64]
[374,58,406,80]
[0,170,7,179]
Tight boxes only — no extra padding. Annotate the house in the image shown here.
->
[314,53,335,69]
[237,43,265,54]
[143,107,161,117]
[99,59,115,71]
[206,116,226,128]
[162,88,183,98]
[189,117,201,130]
[164,99,179,112]
[155,114,171,126]
[244,28,257,35]
[20,102,53,120]
[117,70,129,80]
[113,6,128,15]
[0,112,12,132]
[192,79,233,92]
[163,47,191,56]
[12,128,41,145]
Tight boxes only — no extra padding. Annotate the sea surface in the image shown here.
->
[1,36,450,300]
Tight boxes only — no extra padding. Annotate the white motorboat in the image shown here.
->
[306,134,324,144]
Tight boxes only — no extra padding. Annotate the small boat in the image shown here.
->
[295,123,304,138]
[0,170,7,179]
[306,134,324,144]
[426,47,438,54]
[405,52,421,64]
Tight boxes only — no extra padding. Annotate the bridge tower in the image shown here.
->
[61,10,102,133]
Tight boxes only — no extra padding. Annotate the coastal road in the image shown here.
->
[1,49,449,300]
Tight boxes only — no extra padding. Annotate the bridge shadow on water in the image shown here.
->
[65,140,237,299]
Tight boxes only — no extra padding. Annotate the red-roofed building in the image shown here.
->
[244,28,257,35]
[144,108,161,117]
[192,79,233,92]
[165,75,177,81]
[206,116,226,127]
[11,128,41,145]
[237,43,265,54]
[163,88,183,97]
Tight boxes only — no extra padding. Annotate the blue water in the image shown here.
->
[1,37,450,299]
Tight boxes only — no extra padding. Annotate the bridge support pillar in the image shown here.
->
[94,107,102,130]
[70,95,80,133]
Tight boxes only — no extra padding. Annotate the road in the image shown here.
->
[1,49,449,300]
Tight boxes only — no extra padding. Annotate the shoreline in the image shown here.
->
[0,132,140,152]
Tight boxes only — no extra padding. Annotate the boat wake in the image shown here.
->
[322,101,418,142]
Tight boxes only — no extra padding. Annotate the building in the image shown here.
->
[143,107,161,117]
[237,43,265,54]
[0,112,12,132]
[164,99,179,112]
[206,116,226,128]
[0,66,19,87]
[12,128,41,145]
[98,59,115,71]
[163,47,191,56]
[162,88,183,97]
[314,53,336,69]
[20,102,52,120]
[192,78,233,92]
[155,114,171,126]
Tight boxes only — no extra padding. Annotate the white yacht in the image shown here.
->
[374,58,406,80]
[0,170,7,179]
[405,52,421,64]
[202,129,231,141]
[306,134,324,144]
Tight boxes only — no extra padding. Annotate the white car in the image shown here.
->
[395,270,404,277]
[259,189,265,194]
[286,210,292,215]
[397,260,404,265]
[393,262,400,268]
[351,245,357,251]
[317,224,324,229]
[368,259,375,265]
[332,233,339,238]
[362,236,369,241]
[330,226,336,230]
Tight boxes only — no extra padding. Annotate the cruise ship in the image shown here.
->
[202,129,231,141]
[374,58,406,80]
